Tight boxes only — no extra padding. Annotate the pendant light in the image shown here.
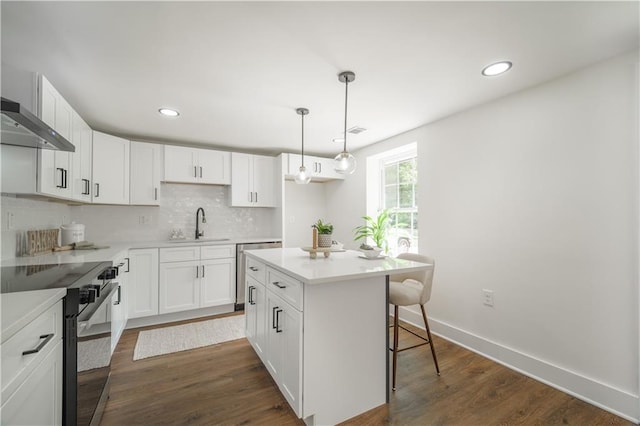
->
[294,107,311,184]
[334,71,357,175]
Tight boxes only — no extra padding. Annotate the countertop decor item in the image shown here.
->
[354,210,390,253]
[26,229,59,256]
[313,219,334,248]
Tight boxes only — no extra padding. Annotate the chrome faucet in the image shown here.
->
[195,207,206,239]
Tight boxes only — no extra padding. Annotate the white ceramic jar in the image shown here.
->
[60,222,85,245]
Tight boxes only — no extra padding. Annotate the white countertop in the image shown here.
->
[1,288,66,343]
[1,236,282,267]
[245,247,432,285]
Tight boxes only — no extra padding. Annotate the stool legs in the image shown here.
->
[392,305,400,391]
[420,304,440,375]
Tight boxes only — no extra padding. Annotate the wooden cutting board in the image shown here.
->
[26,229,59,256]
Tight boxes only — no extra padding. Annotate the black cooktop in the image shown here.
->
[1,261,111,294]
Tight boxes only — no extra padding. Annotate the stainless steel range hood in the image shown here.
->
[1,97,75,152]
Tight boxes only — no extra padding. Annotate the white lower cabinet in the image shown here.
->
[246,260,302,417]
[159,260,201,314]
[1,300,63,426]
[110,252,129,353]
[159,245,235,315]
[128,248,159,319]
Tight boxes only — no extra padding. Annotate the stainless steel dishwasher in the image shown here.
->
[236,241,282,310]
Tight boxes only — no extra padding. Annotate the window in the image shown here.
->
[365,142,418,255]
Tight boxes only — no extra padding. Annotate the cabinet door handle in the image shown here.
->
[114,285,121,305]
[200,166,203,178]
[56,168,64,188]
[63,169,68,189]
[154,188,158,200]
[249,266,259,272]
[275,309,283,333]
[272,306,279,329]
[248,286,255,305]
[196,265,199,278]
[82,179,90,195]
[254,192,258,203]
[194,166,197,178]
[125,257,130,273]
[318,162,322,173]
[202,265,205,277]
[249,192,253,203]
[95,183,100,197]
[272,281,287,289]
[22,333,55,356]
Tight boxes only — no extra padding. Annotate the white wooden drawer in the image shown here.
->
[266,267,303,311]
[159,246,200,263]
[1,300,62,398]
[246,257,266,284]
[201,245,235,260]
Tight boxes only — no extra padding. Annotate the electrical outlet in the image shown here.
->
[6,212,15,230]
[139,215,152,225]
[61,215,68,226]
[482,289,494,307]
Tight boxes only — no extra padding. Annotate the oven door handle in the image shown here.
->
[77,283,119,324]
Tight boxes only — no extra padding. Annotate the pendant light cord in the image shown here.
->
[301,112,305,167]
[343,77,349,153]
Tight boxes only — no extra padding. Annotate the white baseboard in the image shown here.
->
[396,306,639,424]
[126,304,236,329]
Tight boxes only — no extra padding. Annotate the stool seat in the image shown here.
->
[389,278,423,306]
[389,253,440,390]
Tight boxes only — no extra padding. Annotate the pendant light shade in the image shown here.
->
[334,71,357,175]
[295,107,311,185]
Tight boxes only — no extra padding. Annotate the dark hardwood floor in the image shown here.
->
[101,313,632,426]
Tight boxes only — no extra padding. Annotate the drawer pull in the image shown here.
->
[249,266,259,272]
[272,281,287,289]
[22,333,55,356]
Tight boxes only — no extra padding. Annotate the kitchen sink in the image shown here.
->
[167,238,231,243]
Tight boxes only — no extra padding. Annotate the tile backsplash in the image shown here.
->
[1,195,72,259]
[70,183,277,244]
[1,183,277,258]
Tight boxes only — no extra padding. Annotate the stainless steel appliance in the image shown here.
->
[1,261,116,426]
[236,241,282,310]
[1,97,75,151]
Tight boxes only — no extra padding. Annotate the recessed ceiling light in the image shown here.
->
[482,61,512,77]
[158,108,180,117]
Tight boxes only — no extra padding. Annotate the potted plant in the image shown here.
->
[353,209,390,253]
[313,219,334,248]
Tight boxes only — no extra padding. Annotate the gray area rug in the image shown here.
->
[133,315,245,360]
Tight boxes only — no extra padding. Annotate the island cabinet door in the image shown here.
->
[245,276,266,359]
[265,290,302,417]
[159,261,200,314]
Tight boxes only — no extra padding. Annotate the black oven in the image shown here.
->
[2,261,115,426]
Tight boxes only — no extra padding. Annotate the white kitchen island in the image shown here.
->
[243,247,432,426]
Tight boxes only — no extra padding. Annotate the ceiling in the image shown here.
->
[2,1,638,157]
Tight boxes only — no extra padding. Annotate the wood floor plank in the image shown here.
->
[100,314,632,426]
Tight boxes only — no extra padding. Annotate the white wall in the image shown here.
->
[329,50,639,421]
[282,180,328,248]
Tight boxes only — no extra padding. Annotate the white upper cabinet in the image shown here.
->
[163,145,230,185]
[71,111,93,203]
[130,141,163,205]
[92,131,130,205]
[37,75,74,199]
[231,153,276,207]
[285,153,345,181]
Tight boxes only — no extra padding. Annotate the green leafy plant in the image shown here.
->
[313,219,334,235]
[353,210,390,252]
